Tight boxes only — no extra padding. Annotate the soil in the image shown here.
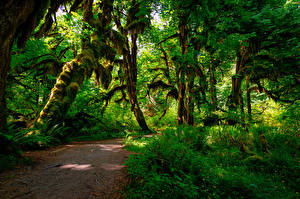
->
[0,139,132,199]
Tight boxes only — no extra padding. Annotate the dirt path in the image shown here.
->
[0,139,132,199]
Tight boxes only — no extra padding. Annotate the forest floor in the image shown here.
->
[0,139,132,199]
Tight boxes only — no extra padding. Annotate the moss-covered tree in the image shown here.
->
[35,0,116,129]
[106,0,151,131]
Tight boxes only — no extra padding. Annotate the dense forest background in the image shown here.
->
[0,0,299,198]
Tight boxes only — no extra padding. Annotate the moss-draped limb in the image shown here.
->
[101,85,127,112]
[35,48,97,128]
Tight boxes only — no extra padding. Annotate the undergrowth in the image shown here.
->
[124,125,300,199]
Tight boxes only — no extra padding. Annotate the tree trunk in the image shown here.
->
[123,34,150,131]
[230,41,255,113]
[0,39,13,133]
[129,91,149,131]
[0,0,39,132]
[177,68,186,125]
[186,68,195,125]
[209,60,217,111]
[230,53,244,111]
[246,75,252,121]
[124,63,149,131]
[177,18,195,125]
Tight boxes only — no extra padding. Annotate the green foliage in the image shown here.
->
[16,133,59,150]
[279,100,300,132]
[0,129,27,172]
[125,125,299,199]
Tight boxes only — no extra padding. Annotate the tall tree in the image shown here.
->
[108,0,151,131]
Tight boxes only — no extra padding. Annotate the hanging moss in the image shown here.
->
[90,33,101,44]
[52,95,64,103]
[66,82,79,100]
[62,96,73,105]
[73,68,85,84]
[68,82,80,93]
[108,30,127,53]
[85,67,94,79]
[95,63,112,90]
[83,48,97,65]
[90,35,104,55]
[70,0,84,12]
[126,18,149,34]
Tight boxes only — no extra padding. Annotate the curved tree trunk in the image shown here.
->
[36,0,149,132]
[35,50,95,129]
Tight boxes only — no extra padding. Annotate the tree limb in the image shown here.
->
[157,33,179,45]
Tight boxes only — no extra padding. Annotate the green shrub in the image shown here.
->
[124,125,299,199]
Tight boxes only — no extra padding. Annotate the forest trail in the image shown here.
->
[0,139,132,199]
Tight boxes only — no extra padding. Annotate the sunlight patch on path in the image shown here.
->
[60,164,92,171]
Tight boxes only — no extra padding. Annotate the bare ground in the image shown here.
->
[0,139,132,199]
